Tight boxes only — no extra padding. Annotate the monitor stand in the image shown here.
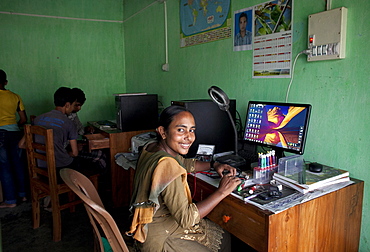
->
[274,149,285,162]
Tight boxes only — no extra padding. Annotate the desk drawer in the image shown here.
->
[84,133,110,151]
[208,197,268,252]
[188,175,268,251]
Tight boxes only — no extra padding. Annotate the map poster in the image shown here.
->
[234,7,253,51]
[252,0,293,78]
[180,0,232,48]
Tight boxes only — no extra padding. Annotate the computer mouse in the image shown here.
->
[308,162,323,173]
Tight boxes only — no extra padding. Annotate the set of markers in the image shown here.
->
[253,150,278,184]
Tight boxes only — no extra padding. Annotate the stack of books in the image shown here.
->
[272,165,350,194]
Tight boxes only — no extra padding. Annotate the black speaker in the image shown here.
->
[115,94,158,132]
[171,99,236,158]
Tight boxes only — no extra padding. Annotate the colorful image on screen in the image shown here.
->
[244,102,311,154]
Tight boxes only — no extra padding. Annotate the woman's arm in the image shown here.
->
[195,174,240,218]
[161,161,240,225]
[161,176,201,228]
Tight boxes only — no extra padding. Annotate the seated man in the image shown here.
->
[67,88,107,173]
[34,87,79,169]
[68,88,86,135]
[34,87,102,210]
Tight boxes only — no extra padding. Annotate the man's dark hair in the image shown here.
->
[72,88,86,105]
[54,87,76,107]
[239,12,248,22]
[0,69,7,83]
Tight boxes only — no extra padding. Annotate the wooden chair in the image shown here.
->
[60,168,130,252]
[24,124,99,242]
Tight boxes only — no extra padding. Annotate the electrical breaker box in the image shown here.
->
[307,7,347,61]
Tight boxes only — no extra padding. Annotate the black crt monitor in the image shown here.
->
[115,94,158,132]
[243,101,311,158]
[171,99,236,158]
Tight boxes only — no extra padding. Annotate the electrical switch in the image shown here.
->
[322,44,327,55]
[312,46,317,57]
[307,7,347,61]
[317,45,322,56]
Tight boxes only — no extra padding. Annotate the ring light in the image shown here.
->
[207,86,246,168]
[208,86,230,111]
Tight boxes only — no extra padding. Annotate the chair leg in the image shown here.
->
[50,193,62,242]
[68,191,76,212]
[90,175,99,190]
[93,231,101,252]
[31,189,40,229]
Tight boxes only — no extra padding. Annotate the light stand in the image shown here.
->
[208,86,246,168]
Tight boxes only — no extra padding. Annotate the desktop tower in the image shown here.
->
[115,94,158,132]
[171,99,236,158]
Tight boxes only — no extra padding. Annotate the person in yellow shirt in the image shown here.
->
[0,69,27,208]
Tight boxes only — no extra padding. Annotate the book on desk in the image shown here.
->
[273,165,350,194]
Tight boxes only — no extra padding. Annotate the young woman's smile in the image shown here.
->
[158,111,196,157]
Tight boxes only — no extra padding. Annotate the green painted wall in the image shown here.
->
[124,0,369,250]
[1,0,369,250]
[0,0,125,123]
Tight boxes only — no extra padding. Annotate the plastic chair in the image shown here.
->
[24,124,99,241]
[60,168,130,252]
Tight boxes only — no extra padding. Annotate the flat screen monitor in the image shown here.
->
[243,101,311,156]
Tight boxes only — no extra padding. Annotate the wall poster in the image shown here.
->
[234,7,253,51]
[180,0,232,48]
[252,0,293,78]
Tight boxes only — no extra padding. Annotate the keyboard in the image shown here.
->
[97,120,117,128]
[216,154,246,168]
[238,149,258,163]
[237,149,259,170]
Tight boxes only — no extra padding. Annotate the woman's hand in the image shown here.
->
[213,162,237,177]
[217,173,241,196]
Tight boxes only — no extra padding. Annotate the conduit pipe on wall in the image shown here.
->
[326,0,332,10]
[122,0,158,23]
[123,0,169,72]
[161,1,169,72]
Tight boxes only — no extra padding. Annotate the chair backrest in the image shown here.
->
[24,124,59,186]
[60,168,130,252]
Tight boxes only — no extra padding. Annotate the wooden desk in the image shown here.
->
[87,122,153,207]
[188,175,364,252]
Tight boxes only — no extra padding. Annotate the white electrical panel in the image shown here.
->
[307,7,347,62]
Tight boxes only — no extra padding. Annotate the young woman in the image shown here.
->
[128,105,241,252]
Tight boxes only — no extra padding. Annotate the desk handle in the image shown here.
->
[222,215,231,223]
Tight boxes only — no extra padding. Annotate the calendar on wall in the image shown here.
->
[252,0,293,78]
[253,31,292,78]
